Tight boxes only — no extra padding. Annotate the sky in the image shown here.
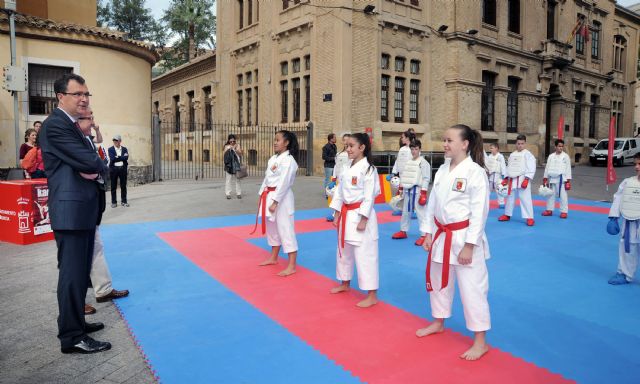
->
[146,0,216,21]
[619,0,640,8]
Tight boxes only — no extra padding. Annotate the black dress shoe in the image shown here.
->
[85,322,104,333]
[61,336,111,354]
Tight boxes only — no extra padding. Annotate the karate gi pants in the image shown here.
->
[90,227,113,298]
[336,240,379,291]
[489,173,505,205]
[265,203,298,254]
[428,260,491,332]
[505,182,533,219]
[401,187,426,233]
[546,182,568,213]
[617,240,640,282]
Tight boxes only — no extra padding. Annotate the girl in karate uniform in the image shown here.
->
[254,130,299,277]
[329,133,381,308]
[417,124,491,361]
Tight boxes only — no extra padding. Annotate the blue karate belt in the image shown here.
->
[623,219,638,253]
[557,175,563,198]
[407,186,417,213]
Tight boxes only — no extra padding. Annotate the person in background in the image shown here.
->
[108,135,129,208]
[541,139,572,219]
[322,133,337,198]
[33,120,42,133]
[223,134,243,199]
[20,128,37,160]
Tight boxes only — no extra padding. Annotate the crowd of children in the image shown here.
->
[250,125,631,362]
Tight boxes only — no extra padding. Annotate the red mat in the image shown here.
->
[160,218,573,384]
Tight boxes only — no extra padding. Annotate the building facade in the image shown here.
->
[154,0,640,175]
[0,2,158,182]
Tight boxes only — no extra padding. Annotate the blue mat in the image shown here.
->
[101,198,640,384]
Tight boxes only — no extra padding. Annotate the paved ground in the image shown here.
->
[0,164,634,384]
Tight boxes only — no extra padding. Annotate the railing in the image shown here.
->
[154,120,311,180]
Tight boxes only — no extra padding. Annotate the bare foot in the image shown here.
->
[258,259,278,266]
[330,284,350,294]
[460,343,489,361]
[356,296,378,308]
[416,322,445,338]
[277,267,296,277]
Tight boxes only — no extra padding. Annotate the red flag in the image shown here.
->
[557,116,564,140]
[581,24,590,42]
[606,117,617,185]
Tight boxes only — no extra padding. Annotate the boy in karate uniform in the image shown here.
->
[541,139,572,218]
[391,140,431,245]
[326,134,352,221]
[607,153,640,285]
[498,134,536,226]
[389,130,415,216]
[485,143,507,208]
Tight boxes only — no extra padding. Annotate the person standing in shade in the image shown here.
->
[39,73,110,354]
[322,133,337,198]
[108,135,129,208]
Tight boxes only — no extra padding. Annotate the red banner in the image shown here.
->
[607,117,617,185]
[557,116,564,140]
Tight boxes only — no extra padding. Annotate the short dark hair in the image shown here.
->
[516,134,527,142]
[634,152,640,160]
[54,73,86,94]
[328,133,335,141]
[555,139,565,146]
[342,133,351,138]
[33,121,42,127]
[489,142,499,149]
[409,139,422,149]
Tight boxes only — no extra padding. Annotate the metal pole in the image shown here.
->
[9,11,20,167]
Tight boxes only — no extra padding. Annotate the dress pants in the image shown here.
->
[55,229,95,348]
[110,166,127,204]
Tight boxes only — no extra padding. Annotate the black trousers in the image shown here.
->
[54,229,95,348]
[110,167,127,204]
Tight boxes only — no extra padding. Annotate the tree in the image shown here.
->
[163,0,216,65]
[98,0,166,45]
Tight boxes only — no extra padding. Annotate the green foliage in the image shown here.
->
[98,0,166,46]
[162,0,216,63]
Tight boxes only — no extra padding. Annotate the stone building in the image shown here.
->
[0,0,158,182]
[154,0,640,175]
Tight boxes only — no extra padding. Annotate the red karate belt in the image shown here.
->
[426,218,470,292]
[337,201,362,257]
[250,186,277,235]
[506,176,521,196]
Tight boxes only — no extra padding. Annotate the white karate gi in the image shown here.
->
[420,156,491,332]
[258,150,299,253]
[332,150,350,180]
[610,177,640,281]
[400,157,431,233]
[392,145,412,175]
[484,152,507,206]
[504,149,536,219]
[329,158,380,290]
[543,152,572,213]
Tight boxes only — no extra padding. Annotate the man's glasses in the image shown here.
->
[60,92,92,98]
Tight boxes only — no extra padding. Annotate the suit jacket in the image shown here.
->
[108,145,129,169]
[39,108,106,230]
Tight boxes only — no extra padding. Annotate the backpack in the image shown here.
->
[21,147,38,173]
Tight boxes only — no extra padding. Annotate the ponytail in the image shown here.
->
[450,124,485,168]
[276,129,299,162]
[351,132,375,174]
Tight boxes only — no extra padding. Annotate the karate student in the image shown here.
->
[389,130,416,216]
[607,153,640,285]
[484,143,507,208]
[329,132,381,308]
[417,124,491,361]
[541,139,572,218]
[391,139,431,246]
[498,134,536,226]
[253,130,300,277]
[326,133,352,221]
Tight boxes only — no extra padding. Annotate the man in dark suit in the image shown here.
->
[39,73,111,354]
[108,135,129,208]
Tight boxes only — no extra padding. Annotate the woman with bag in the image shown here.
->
[223,134,243,199]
